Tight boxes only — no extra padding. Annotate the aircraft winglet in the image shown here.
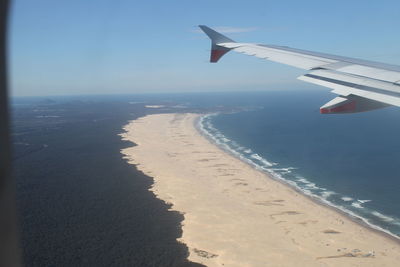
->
[199,25,235,63]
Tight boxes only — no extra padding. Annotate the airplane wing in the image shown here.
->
[199,25,400,114]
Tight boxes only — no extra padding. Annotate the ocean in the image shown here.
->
[197,90,400,239]
[11,90,400,265]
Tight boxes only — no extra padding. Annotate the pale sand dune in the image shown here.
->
[120,113,400,266]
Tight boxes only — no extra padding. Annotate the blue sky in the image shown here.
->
[9,0,400,96]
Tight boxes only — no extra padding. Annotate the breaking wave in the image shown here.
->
[197,113,400,239]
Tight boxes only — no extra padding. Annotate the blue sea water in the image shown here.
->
[196,90,400,238]
[12,89,400,264]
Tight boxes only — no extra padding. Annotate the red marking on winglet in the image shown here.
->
[320,108,329,114]
[211,49,228,63]
[320,101,356,114]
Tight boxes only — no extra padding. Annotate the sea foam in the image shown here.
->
[197,114,400,239]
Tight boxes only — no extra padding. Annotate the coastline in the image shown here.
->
[196,114,400,242]
[196,113,400,243]
[121,113,400,266]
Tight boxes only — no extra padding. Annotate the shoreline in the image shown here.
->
[121,113,400,266]
[196,113,400,243]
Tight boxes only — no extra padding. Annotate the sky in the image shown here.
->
[9,0,400,97]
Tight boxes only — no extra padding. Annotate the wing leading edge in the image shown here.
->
[199,25,400,114]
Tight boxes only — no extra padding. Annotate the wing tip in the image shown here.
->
[199,25,234,63]
[198,25,235,44]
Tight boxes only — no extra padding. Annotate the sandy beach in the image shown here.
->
[120,113,400,266]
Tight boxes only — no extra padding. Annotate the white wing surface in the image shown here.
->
[199,25,400,113]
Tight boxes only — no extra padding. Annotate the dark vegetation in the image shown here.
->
[12,98,205,267]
